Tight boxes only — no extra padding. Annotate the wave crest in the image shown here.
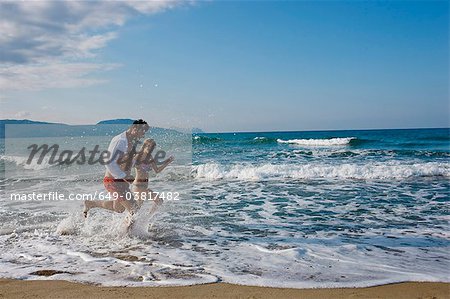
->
[251,137,277,144]
[0,155,55,170]
[277,137,356,146]
[192,162,449,181]
[193,135,222,144]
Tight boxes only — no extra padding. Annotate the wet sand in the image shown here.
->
[0,279,448,299]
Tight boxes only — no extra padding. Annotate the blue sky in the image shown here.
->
[0,1,448,132]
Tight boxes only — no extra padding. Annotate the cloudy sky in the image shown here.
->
[0,0,448,132]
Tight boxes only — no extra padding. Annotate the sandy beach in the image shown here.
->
[1,0,449,298]
[0,279,448,299]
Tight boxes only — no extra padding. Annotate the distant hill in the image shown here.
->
[97,119,134,125]
[0,119,200,138]
[0,119,58,125]
[0,119,64,138]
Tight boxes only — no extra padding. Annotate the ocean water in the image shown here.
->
[0,128,449,287]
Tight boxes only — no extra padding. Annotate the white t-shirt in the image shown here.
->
[105,131,128,179]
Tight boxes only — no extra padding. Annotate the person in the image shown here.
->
[131,138,174,216]
[83,119,149,218]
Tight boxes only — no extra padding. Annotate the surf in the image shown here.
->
[192,161,450,181]
[277,137,356,146]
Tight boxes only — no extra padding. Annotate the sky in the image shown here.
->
[0,0,448,132]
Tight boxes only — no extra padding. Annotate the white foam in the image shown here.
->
[1,151,449,288]
[193,161,450,181]
[56,212,90,235]
[0,155,55,170]
[1,202,449,288]
[277,137,355,146]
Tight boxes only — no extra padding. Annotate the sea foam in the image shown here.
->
[193,161,450,180]
[277,137,355,146]
[0,154,55,170]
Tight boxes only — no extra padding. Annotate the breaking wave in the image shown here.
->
[277,137,356,146]
[0,155,55,170]
[192,161,449,181]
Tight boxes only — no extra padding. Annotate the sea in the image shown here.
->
[0,127,448,288]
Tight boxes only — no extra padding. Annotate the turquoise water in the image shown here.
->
[194,128,449,162]
[0,128,449,287]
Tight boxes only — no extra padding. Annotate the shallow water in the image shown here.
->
[0,128,449,287]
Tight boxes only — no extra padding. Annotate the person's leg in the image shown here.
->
[84,197,135,232]
[124,185,160,216]
[84,178,131,217]
[147,188,163,216]
[85,196,135,230]
[83,198,126,217]
[131,188,144,211]
[118,198,134,214]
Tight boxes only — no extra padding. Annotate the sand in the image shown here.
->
[0,279,448,299]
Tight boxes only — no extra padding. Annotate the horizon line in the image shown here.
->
[204,126,450,134]
[1,118,449,134]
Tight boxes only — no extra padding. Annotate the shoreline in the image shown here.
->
[1,279,448,299]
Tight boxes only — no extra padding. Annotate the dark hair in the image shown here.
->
[133,119,148,125]
[131,119,149,132]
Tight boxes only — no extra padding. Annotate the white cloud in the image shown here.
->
[14,111,31,118]
[0,0,186,91]
[0,62,120,90]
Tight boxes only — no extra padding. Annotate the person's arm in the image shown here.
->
[150,156,174,173]
[105,139,128,179]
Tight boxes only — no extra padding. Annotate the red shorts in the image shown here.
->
[103,176,130,202]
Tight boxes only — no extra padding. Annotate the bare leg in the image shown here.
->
[83,199,136,217]
[119,199,134,214]
[84,200,120,217]
[130,187,161,216]
[148,189,163,216]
